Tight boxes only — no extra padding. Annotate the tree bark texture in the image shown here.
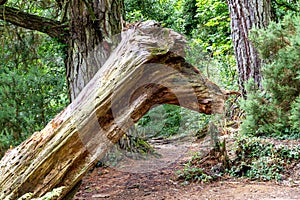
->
[0,21,226,200]
[66,0,124,101]
[227,0,272,96]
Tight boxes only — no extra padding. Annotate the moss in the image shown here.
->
[149,47,169,55]
[17,186,66,200]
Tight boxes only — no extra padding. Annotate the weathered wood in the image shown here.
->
[0,21,226,199]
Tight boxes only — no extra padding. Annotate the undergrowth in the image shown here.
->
[98,126,159,167]
[176,132,300,183]
[176,139,230,184]
[228,133,300,181]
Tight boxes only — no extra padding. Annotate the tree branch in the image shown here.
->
[0,0,7,6]
[274,0,299,12]
[0,6,68,43]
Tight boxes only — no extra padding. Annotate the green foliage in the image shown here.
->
[0,28,68,157]
[137,105,182,138]
[290,96,300,132]
[229,133,300,181]
[185,0,237,91]
[125,0,184,32]
[194,0,231,53]
[137,105,211,138]
[17,186,66,200]
[272,0,300,20]
[176,166,213,184]
[176,138,231,184]
[185,43,237,91]
[125,0,232,53]
[125,0,237,93]
[241,15,300,138]
[176,152,213,183]
[118,126,155,157]
[157,104,181,137]
[181,0,197,36]
[6,0,62,21]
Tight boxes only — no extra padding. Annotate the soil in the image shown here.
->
[73,135,300,200]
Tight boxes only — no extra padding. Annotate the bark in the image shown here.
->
[66,0,124,101]
[0,21,227,200]
[227,0,272,96]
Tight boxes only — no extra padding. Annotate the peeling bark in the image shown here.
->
[0,21,226,199]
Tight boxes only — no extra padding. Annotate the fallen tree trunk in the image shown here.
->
[0,21,226,199]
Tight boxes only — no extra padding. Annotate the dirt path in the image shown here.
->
[73,135,300,200]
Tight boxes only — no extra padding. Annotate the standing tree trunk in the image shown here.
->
[0,0,124,101]
[227,0,272,96]
[0,22,227,199]
[66,0,124,100]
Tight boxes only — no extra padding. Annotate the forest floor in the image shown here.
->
[73,134,300,200]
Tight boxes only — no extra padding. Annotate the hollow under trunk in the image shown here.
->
[0,21,227,199]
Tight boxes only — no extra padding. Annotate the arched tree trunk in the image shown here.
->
[66,0,124,100]
[0,21,227,199]
[227,0,272,96]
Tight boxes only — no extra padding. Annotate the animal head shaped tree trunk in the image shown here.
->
[0,21,227,199]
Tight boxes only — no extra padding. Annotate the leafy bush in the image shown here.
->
[176,166,213,184]
[185,0,237,91]
[176,152,213,183]
[0,30,68,158]
[241,15,300,138]
[290,96,300,132]
[124,0,184,33]
[229,133,300,181]
[194,0,231,54]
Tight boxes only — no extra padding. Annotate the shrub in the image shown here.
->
[229,133,300,181]
[241,15,300,138]
[0,33,68,158]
